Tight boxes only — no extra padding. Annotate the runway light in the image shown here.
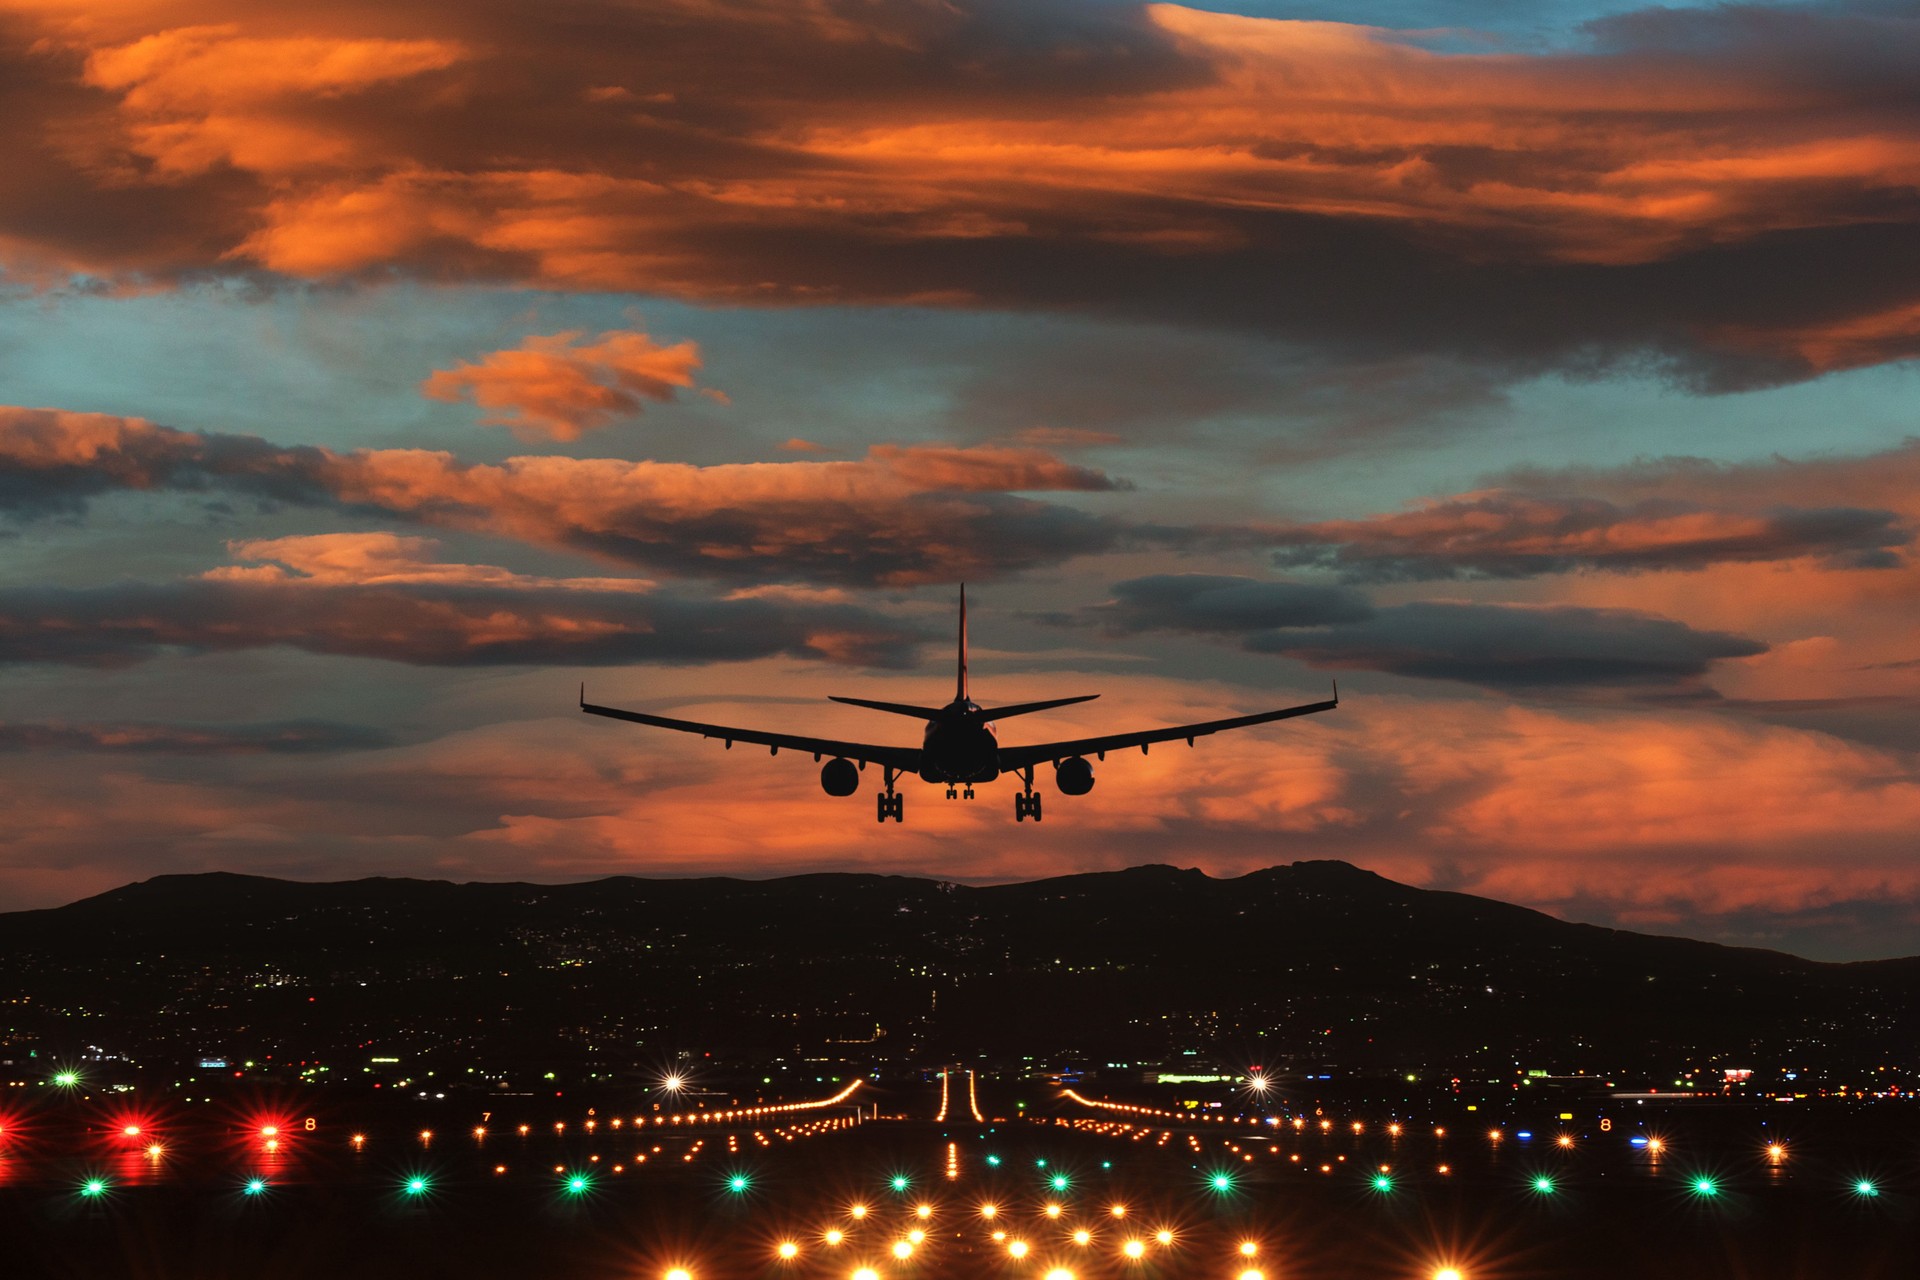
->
[1767,1144,1786,1160]
[146,1144,165,1159]
[777,1242,800,1259]
[1209,1172,1236,1192]
[1008,1240,1029,1259]
[729,1175,751,1193]
[404,1176,430,1196]
[1557,1135,1575,1149]
[892,1240,913,1260]
[1122,1239,1146,1259]
[244,1177,268,1196]
[849,1202,869,1219]
[1154,1229,1173,1246]
[1372,1173,1395,1192]
[1046,1271,1076,1280]
[1647,1138,1665,1155]
[1239,1272,1265,1280]
[1051,1173,1070,1191]
[1532,1176,1556,1194]
[1239,1240,1259,1256]
[666,1270,692,1280]
[890,1175,910,1192]
[1044,1202,1064,1218]
[823,1229,844,1246]
[1435,1270,1464,1280]
[914,1202,932,1219]
[1692,1178,1719,1197]
[1855,1180,1880,1197]
[1072,1229,1092,1246]
[979,1203,998,1219]
[351,1134,366,1150]
[852,1270,880,1280]
[79,1179,107,1198]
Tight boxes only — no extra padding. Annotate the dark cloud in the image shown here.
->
[1254,601,1768,691]
[5,3,1920,384]
[1269,494,1910,582]
[0,720,391,753]
[0,580,927,668]
[1091,573,1374,633]
[1080,573,1766,692]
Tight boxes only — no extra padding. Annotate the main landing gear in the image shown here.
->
[1014,768,1042,822]
[876,767,904,823]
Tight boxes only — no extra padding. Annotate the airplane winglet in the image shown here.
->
[579,681,585,709]
[1331,678,1339,704]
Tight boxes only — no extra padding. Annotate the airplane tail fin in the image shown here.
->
[956,584,969,703]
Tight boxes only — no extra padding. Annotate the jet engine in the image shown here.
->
[820,757,860,796]
[1054,756,1095,795]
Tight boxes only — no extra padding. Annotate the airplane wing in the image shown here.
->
[995,690,1338,771]
[580,696,923,773]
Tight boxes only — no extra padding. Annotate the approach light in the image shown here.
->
[1434,1271,1464,1280]
[1122,1239,1146,1259]
[1073,1229,1092,1246]
[777,1242,800,1259]
[1239,1241,1259,1257]
[1240,1272,1265,1280]
[121,1125,141,1138]
[823,1229,844,1246]
[1046,1271,1076,1280]
[979,1203,998,1219]
[1008,1240,1029,1259]
[914,1202,932,1219]
[1155,1229,1174,1246]
[892,1240,914,1260]
[849,1202,869,1219]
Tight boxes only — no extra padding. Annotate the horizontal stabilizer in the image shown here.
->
[828,695,948,720]
[981,694,1100,720]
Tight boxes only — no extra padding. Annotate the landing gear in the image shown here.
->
[877,767,904,823]
[944,784,976,800]
[1014,768,1042,822]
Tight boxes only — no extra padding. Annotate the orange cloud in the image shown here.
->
[205,532,654,591]
[420,328,710,440]
[4,3,1920,378]
[0,406,1129,583]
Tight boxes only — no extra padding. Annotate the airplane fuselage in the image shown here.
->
[918,699,1001,784]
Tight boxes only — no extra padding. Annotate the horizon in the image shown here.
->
[1,0,1918,962]
[26,859,1920,965]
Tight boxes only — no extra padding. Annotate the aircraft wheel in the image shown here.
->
[1030,793,1042,822]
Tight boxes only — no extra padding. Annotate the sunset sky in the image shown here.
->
[3,0,1919,957]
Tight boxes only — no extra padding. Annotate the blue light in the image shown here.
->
[1629,1138,1649,1148]
[1516,1131,1533,1140]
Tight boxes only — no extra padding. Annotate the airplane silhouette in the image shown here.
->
[580,588,1338,822]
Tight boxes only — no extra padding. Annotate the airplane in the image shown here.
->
[579,588,1338,823]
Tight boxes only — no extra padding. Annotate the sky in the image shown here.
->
[1,0,1918,959]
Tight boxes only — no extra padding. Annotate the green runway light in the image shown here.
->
[986,1155,1001,1167]
[79,1179,107,1198]
[244,1178,268,1196]
[1855,1180,1879,1197]
[1051,1174,1070,1191]
[404,1176,430,1196]
[891,1175,910,1192]
[1210,1172,1236,1193]
[1371,1174,1395,1192]
[567,1175,591,1194]
[728,1175,750,1193]
[1036,1158,1048,1167]
[1691,1178,1718,1198]
[1532,1176,1556,1194]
